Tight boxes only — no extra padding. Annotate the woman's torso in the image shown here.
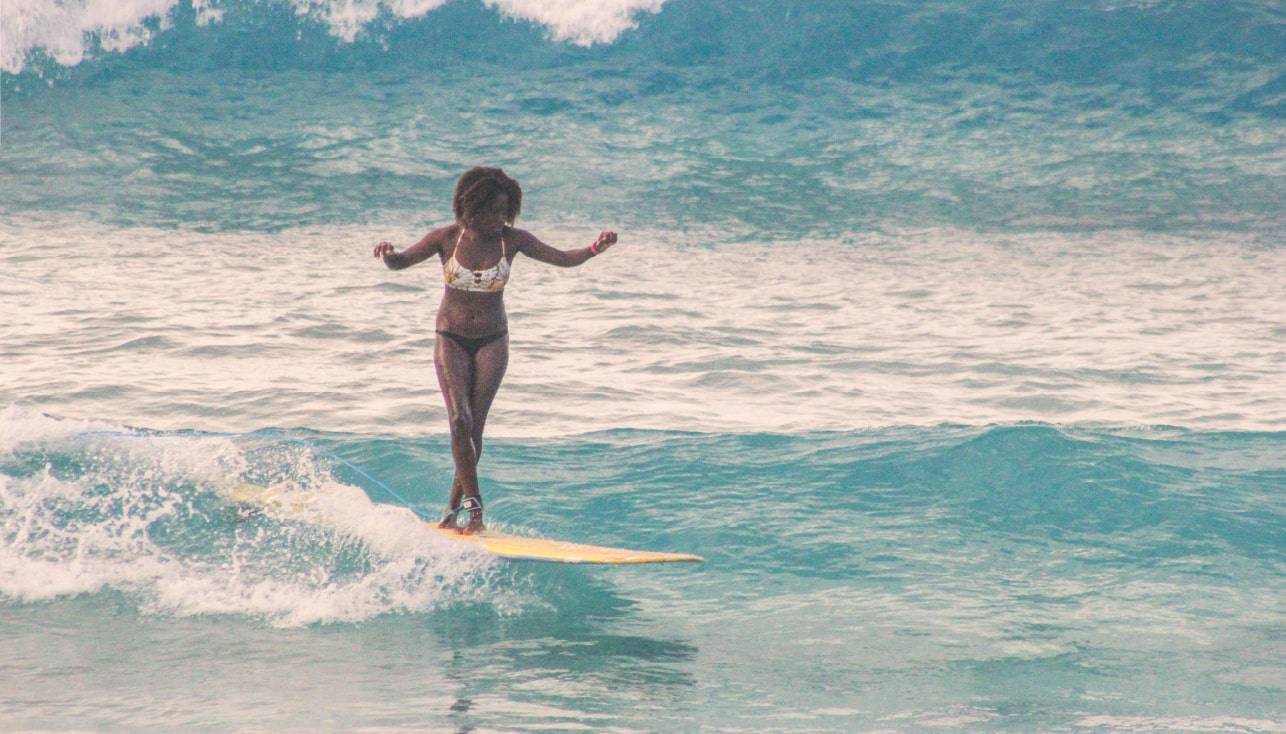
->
[435,224,513,337]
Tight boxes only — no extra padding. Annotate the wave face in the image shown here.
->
[2,413,1284,729]
[4,0,1281,83]
[2,0,1283,236]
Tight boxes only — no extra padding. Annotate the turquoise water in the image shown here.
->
[2,1,1285,731]
[3,421,1283,731]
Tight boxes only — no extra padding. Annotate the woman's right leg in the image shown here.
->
[466,334,509,468]
[434,335,480,518]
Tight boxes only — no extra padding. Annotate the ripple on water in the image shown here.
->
[1,224,1283,435]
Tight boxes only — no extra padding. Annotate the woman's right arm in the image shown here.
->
[373,226,449,270]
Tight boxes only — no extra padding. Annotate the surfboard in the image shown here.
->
[427,526,703,564]
[226,482,702,565]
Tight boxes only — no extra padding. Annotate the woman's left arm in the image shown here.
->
[515,229,617,267]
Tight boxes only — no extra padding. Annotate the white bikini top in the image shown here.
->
[443,228,511,292]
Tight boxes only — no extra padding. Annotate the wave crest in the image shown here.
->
[2,0,174,72]
[0,411,500,627]
[1,0,668,73]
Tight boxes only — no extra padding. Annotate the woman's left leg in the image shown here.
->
[467,333,509,462]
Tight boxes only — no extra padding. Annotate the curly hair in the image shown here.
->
[453,166,522,225]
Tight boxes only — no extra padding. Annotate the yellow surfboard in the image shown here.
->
[428,526,703,564]
[227,482,702,565]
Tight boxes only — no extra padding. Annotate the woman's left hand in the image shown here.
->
[592,230,618,254]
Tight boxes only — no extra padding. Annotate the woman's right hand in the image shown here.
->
[372,241,396,259]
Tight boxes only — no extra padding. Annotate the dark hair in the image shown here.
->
[453,166,522,225]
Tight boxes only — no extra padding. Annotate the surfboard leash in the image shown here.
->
[277,437,435,522]
[69,427,435,522]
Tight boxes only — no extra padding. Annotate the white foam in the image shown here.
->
[287,0,443,43]
[288,0,666,45]
[489,0,665,45]
[1,0,669,72]
[1,0,175,72]
[0,404,123,456]
[0,429,500,627]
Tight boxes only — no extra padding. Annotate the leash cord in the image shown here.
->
[72,428,436,522]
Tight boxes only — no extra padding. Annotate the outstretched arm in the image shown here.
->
[516,229,618,267]
[372,226,450,270]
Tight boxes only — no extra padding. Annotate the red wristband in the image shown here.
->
[588,241,601,256]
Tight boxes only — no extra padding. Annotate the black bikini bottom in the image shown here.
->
[436,330,507,357]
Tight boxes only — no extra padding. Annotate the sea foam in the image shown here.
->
[0,411,500,627]
[1,0,667,72]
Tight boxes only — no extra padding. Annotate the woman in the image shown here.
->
[372,167,617,534]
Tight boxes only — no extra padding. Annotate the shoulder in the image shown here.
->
[434,222,464,245]
[505,226,538,252]
[417,222,462,254]
[400,223,460,263]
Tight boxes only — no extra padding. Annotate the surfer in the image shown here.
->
[372,166,617,534]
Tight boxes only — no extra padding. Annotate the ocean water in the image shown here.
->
[2,1,1284,731]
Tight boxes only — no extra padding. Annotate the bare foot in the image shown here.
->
[458,511,485,535]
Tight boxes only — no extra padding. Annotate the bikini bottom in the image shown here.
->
[436,330,507,357]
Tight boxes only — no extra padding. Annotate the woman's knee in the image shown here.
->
[448,408,474,438]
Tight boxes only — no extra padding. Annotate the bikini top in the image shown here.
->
[443,228,511,292]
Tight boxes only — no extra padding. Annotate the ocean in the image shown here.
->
[2,0,1284,731]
